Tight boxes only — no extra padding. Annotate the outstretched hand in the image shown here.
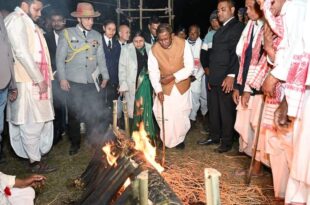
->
[14,175,46,189]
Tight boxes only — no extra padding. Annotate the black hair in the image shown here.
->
[218,0,236,7]
[131,30,145,41]
[156,23,172,36]
[148,16,160,25]
[19,0,41,6]
[103,19,116,27]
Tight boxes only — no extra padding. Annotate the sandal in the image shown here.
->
[28,161,57,174]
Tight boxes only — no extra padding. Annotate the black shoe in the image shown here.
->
[69,145,80,155]
[214,144,232,153]
[197,138,219,146]
[175,142,185,149]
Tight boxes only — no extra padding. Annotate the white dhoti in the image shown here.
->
[7,82,54,162]
[7,187,35,205]
[234,95,270,165]
[189,91,201,121]
[9,121,53,162]
[285,88,310,203]
[153,86,192,148]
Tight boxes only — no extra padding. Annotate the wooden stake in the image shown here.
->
[113,100,118,132]
[122,100,130,137]
[204,168,221,205]
[138,170,148,205]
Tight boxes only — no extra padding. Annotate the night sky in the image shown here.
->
[0,0,245,36]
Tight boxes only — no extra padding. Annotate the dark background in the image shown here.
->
[0,0,245,37]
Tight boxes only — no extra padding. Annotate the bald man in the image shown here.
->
[118,24,130,46]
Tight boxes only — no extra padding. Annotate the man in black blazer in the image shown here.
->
[144,16,160,45]
[44,10,66,145]
[205,0,244,153]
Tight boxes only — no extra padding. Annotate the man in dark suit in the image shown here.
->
[44,10,66,145]
[144,16,160,45]
[102,20,121,109]
[205,0,244,153]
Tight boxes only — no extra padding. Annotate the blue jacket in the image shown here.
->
[103,37,121,85]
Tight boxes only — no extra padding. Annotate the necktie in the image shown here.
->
[108,40,112,49]
[122,43,125,46]
[83,30,87,38]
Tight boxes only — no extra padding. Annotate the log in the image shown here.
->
[148,168,182,204]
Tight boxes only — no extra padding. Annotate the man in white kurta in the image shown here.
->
[278,0,310,203]
[261,0,307,200]
[187,25,205,123]
[5,1,55,173]
[148,23,193,148]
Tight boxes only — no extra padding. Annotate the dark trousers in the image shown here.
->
[104,82,119,108]
[52,80,66,143]
[208,85,236,147]
[67,82,110,147]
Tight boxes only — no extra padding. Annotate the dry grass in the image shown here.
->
[0,121,275,205]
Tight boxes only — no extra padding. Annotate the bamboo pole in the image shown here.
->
[130,15,174,20]
[138,170,148,205]
[118,8,169,12]
[117,0,121,28]
[122,100,130,137]
[113,100,118,132]
[128,0,132,28]
[139,0,143,30]
[168,0,172,26]
[204,168,221,205]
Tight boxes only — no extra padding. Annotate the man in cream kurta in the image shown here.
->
[148,23,193,149]
[5,0,55,173]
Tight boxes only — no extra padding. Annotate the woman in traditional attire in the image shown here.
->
[118,31,156,139]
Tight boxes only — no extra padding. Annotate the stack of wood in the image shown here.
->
[76,101,182,205]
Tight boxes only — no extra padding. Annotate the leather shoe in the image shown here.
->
[214,144,232,153]
[197,138,219,146]
[69,145,80,155]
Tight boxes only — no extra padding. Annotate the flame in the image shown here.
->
[102,142,118,167]
[132,122,164,173]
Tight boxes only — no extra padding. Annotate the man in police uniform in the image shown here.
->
[56,2,109,155]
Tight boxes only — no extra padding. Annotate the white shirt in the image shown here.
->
[104,35,113,47]
[223,17,234,26]
[53,30,59,46]
[148,41,194,94]
[118,40,127,46]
